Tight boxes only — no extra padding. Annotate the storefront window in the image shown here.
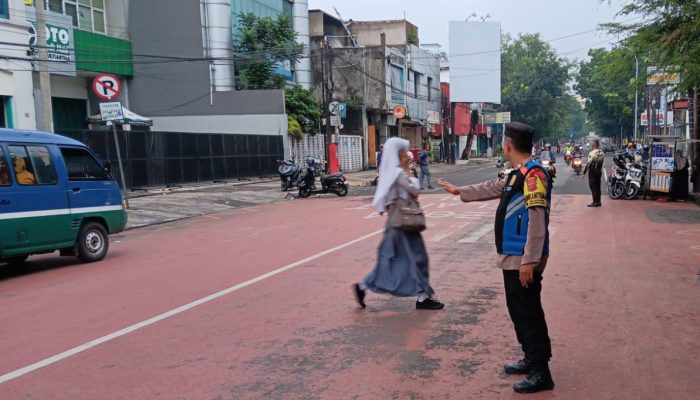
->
[0,0,9,19]
[48,0,63,13]
[63,0,105,33]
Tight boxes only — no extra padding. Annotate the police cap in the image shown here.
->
[504,122,535,141]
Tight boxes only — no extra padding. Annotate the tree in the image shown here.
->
[235,13,305,90]
[575,47,636,139]
[603,0,700,90]
[285,86,322,137]
[501,34,572,140]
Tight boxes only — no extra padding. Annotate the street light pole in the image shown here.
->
[634,55,639,141]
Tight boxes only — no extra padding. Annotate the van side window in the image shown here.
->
[60,147,108,181]
[0,147,11,186]
[8,145,58,185]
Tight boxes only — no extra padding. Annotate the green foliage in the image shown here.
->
[235,12,305,90]
[407,31,419,46]
[346,89,364,111]
[501,34,573,140]
[575,47,636,138]
[602,0,700,90]
[285,86,322,136]
[287,117,303,141]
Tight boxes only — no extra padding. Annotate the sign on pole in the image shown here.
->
[330,116,342,126]
[496,112,511,124]
[337,103,347,118]
[92,73,122,100]
[646,67,681,85]
[99,102,124,121]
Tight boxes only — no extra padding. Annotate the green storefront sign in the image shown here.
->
[73,30,134,77]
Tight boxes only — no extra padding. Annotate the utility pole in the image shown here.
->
[633,55,639,141]
[361,47,369,170]
[320,38,330,168]
[36,2,53,132]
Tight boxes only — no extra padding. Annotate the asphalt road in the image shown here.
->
[3,154,698,400]
[353,155,605,198]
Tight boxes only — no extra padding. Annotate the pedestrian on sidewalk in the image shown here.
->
[670,149,689,201]
[376,145,384,170]
[419,144,433,189]
[437,122,555,394]
[583,139,605,207]
[353,138,444,311]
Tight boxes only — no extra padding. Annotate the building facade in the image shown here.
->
[0,0,38,130]
[0,0,134,132]
[309,12,440,168]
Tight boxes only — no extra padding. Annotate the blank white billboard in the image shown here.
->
[449,21,501,104]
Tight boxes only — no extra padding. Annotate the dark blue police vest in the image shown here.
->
[494,159,552,256]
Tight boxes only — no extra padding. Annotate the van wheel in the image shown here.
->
[3,255,28,267]
[77,222,109,263]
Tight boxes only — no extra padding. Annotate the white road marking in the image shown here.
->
[603,168,608,183]
[457,223,493,243]
[0,228,385,384]
[549,227,558,238]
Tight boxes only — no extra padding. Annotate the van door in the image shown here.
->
[0,144,73,253]
[59,146,122,228]
[0,145,15,255]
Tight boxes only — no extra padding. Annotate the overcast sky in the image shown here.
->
[307,0,631,61]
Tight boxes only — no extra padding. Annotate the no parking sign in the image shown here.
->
[92,73,121,100]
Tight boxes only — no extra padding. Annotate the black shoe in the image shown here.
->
[587,203,598,207]
[513,366,555,394]
[428,186,434,189]
[504,359,531,375]
[595,202,602,207]
[353,284,366,309]
[416,298,445,310]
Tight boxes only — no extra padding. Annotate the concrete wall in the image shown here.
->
[0,0,37,130]
[312,46,387,111]
[128,0,286,122]
[151,114,288,135]
[348,20,417,47]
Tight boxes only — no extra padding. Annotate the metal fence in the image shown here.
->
[58,130,284,189]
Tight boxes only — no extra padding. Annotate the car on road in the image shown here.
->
[0,129,127,266]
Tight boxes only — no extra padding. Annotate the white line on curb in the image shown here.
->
[0,229,384,385]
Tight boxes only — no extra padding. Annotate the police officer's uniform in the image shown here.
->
[456,122,554,394]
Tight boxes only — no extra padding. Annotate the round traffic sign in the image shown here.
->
[92,73,121,100]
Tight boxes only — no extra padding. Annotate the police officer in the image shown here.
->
[437,122,554,394]
[583,139,605,207]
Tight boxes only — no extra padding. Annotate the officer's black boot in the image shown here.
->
[513,363,554,394]
[504,359,531,375]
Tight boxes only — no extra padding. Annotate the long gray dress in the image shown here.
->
[363,173,434,298]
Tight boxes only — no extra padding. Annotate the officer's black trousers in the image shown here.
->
[503,270,552,366]
[589,172,602,204]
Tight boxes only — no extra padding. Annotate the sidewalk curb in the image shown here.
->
[126,178,277,199]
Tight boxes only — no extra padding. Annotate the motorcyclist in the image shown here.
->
[540,144,556,163]
[572,146,583,158]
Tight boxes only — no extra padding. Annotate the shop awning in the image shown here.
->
[88,107,153,126]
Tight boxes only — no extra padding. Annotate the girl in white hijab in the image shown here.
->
[354,138,444,310]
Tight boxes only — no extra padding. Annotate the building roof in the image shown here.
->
[0,129,84,146]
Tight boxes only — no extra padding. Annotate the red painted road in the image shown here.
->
[1,194,698,399]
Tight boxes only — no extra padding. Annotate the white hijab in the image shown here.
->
[372,137,409,212]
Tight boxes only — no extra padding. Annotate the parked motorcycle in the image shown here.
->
[608,154,627,199]
[298,156,349,198]
[277,157,301,191]
[608,152,647,200]
[572,156,583,175]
